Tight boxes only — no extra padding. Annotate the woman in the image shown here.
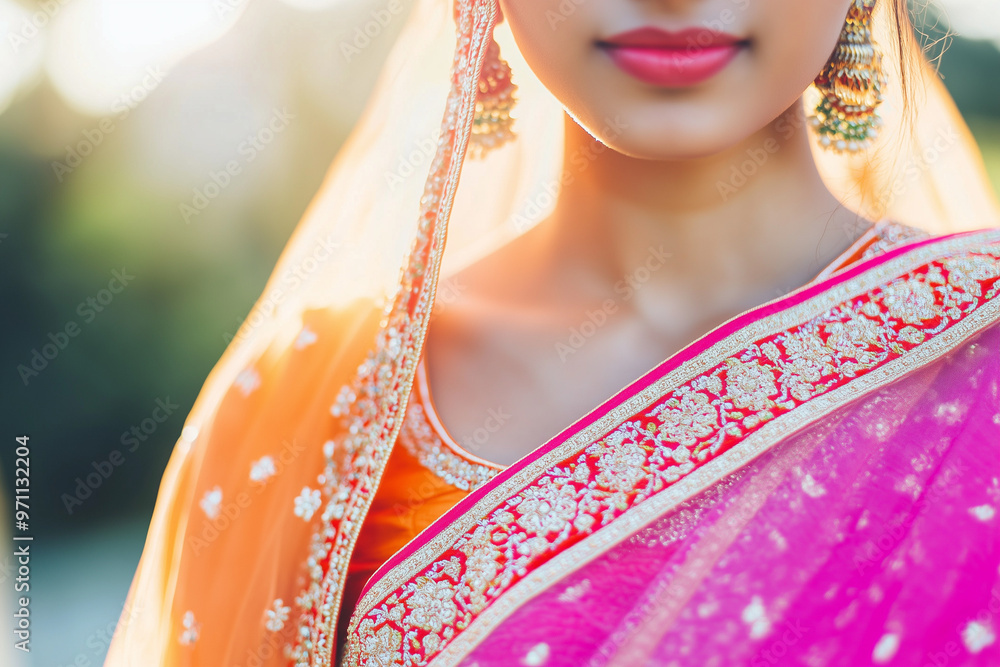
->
[106,0,1000,665]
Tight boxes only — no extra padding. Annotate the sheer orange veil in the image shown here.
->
[105,0,999,665]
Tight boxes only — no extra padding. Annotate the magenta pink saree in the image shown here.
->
[343,230,1000,667]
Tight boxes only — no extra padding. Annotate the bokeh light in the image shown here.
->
[938,0,1000,46]
[46,0,247,115]
[0,0,46,114]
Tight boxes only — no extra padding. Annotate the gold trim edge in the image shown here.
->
[351,229,1000,627]
[428,294,1000,667]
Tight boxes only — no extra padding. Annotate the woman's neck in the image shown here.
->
[423,101,874,463]
[531,101,871,333]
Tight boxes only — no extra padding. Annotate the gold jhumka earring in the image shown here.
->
[810,0,886,153]
[469,31,517,159]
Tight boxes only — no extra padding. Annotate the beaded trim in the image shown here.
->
[398,221,926,493]
[398,402,501,492]
[285,2,500,665]
[861,221,931,262]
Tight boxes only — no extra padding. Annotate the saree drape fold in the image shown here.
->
[344,231,1000,667]
[460,319,1000,667]
[104,0,1000,666]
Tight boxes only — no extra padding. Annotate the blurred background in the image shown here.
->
[0,0,997,665]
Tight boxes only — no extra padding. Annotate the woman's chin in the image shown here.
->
[584,121,753,162]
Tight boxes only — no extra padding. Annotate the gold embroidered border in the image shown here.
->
[426,292,1000,667]
[290,2,499,664]
[352,229,1000,629]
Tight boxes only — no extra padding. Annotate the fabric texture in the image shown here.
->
[342,231,1000,667]
[103,1,1000,666]
[336,357,503,660]
[462,320,1000,667]
[334,220,932,654]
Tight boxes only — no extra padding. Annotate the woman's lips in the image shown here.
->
[598,27,746,88]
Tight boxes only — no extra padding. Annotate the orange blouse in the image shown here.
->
[335,358,504,656]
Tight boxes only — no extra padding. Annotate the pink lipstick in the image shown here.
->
[599,27,746,88]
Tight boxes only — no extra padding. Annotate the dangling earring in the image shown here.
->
[469,31,517,159]
[810,0,885,153]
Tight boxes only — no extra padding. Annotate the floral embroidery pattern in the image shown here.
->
[968,505,996,522]
[234,367,261,396]
[963,620,997,654]
[250,456,276,483]
[650,390,718,447]
[345,243,1000,667]
[265,599,291,632]
[860,221,930,262]
[405,578,459,633]
[357,625,404,667]
[199,486,222,519]
[293,487,322,521]
[285,3,501,665]
[179,610,200,646]
[296,326,318,350]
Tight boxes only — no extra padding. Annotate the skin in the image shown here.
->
[425,0,875,466]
